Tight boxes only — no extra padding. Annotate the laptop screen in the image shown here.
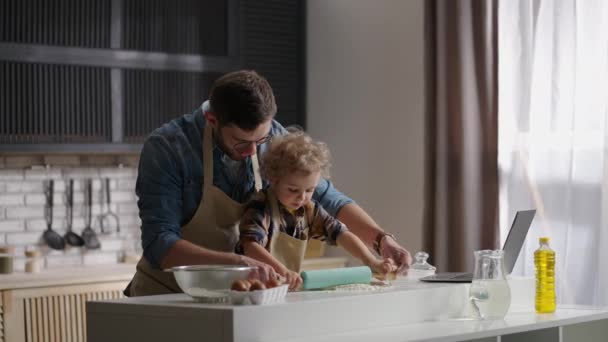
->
[502,209,536,274]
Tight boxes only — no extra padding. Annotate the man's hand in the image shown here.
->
[238,255,279,283]
[379,237,412,275]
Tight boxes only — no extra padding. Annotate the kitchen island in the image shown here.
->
[86,277,608,342]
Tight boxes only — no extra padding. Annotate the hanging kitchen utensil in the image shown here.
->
[81,179,101,249]
[99,178,120,234]
[64,179,85,247]
[42,179,65,250]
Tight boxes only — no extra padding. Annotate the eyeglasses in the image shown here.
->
[233,135,271,153]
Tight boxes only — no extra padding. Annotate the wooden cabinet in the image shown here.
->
[0,265,134,342]
[2,281,128,342]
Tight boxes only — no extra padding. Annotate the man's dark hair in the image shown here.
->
[209,70,277,131]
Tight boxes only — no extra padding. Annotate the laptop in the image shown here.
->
[419,209,536,283]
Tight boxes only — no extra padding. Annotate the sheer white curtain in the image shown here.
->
[499,0,608,306]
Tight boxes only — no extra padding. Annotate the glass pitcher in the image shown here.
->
[468,249,511,320]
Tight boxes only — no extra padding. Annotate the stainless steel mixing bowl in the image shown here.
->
[166,265,256,302]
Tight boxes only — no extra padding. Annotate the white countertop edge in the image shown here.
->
[276,307,608,342]
[0,263,136,290]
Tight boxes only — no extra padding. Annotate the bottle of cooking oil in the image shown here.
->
[534,237,556,313]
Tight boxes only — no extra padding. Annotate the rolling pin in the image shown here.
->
[300,266,372,290]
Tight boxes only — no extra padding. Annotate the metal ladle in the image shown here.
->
[81,179,101,249]
[99,178,120,234]
[42,179,65,250]
[63,179,84,247]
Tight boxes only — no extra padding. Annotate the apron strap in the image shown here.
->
[251,152,263,192]
[268,189,284,233]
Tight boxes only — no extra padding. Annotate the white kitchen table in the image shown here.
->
[86,277,608,342]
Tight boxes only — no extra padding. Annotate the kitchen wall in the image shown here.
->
[0,155,141,271]
[306,0,426,262]
[1,0,426,270]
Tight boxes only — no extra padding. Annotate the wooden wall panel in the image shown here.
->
[3,282,127,342]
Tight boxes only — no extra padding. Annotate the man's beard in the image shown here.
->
[213,126,243,161]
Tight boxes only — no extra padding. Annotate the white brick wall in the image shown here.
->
[0,170,24,180]
[25,218,66,232]
[6,231,44,245]
[24,168,63,180]
[45,255,83,269]
[62,168,101,180]
[0,220,26,232]
[118,179,136,191]
[0,194,25,206]
[83,251,119,265]
[11,257,26,272]
[0,161,142,271]
[5,181,45,193]
[118,203,139,214]
[6,206,46,220]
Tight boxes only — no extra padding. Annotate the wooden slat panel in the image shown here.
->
[0,0,111,48]
[242,0,305,128]
[35,297,42,342]
[55,296,62,342]
[69,294,76,342]
[66,295,74,342]
[0,295,4,342]
[24,298,32,342]
[69,295,75,342]
[47,296,60,342]
[122,0,226,55]
[33,297,39,342]
[58,294,68,342]
[73,295,83,341]
[0,62,113,144]
[81,293,90,339]
[122,69,219,143]
[12,283,127,342]
[42,296,49,342]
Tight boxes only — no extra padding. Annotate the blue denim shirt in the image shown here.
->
[136,102,354,268]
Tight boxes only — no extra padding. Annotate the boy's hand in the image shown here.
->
[283,270,303,290]
[369,259,397,280]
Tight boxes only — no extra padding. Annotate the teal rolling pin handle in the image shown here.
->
[300,266,372,290]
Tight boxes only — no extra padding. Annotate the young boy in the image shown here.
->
[237,130,395,290]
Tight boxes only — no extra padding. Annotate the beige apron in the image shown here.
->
[267,190,309,273]
[126,124,263,296]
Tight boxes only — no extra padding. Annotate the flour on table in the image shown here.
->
[324,283,392,292]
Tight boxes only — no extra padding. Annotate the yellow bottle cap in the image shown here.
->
[539,237,550,243]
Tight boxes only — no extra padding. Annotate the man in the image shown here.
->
[126,70,412,296]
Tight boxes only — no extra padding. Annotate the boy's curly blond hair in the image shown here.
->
[261,128,331,181]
